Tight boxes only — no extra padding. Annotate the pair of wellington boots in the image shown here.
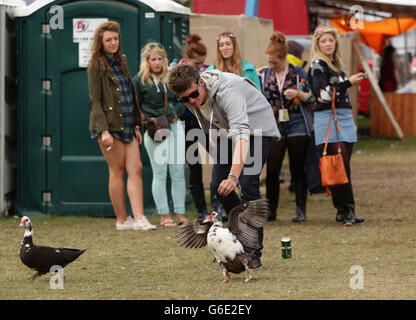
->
[331,184,365,226]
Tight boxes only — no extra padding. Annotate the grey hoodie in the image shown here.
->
[187,70,280,142]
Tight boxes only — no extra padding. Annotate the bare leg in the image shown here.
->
[125,138,145,222]
[99,138,129,224]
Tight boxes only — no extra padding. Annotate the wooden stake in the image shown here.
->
[352,39,405,140]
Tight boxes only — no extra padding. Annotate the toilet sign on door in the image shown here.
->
[73,18,108,67]
[73,18,108,42]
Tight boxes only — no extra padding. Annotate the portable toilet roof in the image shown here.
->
[13,0,191,17]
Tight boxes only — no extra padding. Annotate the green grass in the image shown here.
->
[1,137,415,300]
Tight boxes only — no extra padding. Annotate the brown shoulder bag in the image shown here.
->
[145,84,171,141]
[319,86,349,195]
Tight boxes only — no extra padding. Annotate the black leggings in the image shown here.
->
[266,136,309,211]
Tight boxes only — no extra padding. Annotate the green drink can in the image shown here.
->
[281,237,292,259]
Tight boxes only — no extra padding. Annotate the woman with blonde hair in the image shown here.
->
[134,42,188,227]
[259,31,315,222]
[87,21,156,231]
[207,31,261,90]
[307,26,365,226]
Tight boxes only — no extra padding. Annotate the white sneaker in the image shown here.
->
[132,216,157,231]
[116,216,133,230]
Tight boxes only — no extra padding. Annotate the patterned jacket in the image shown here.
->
[307,59,352,112]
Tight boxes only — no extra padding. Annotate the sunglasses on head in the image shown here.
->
[177,82,200,103]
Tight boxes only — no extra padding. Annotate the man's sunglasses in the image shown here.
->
[177,82,200,103]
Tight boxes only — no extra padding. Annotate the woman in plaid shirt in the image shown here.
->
[87,21,156,231]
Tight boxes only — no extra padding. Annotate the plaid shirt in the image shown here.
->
[90,54,135,142]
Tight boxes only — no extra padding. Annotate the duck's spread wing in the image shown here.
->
[176,219,212,248]
[228,199,269,249]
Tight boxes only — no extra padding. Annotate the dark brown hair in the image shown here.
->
[88,21,127,75]
[265,31,288,59]
[185,34,207,59]
[168,64,200,94]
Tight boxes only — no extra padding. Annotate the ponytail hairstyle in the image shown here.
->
[215,31,242,76]
[88,21,128,75]
[184,34,207,59]
[265,31,288,59]
[311,25,345,72]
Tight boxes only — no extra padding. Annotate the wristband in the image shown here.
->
[228,173,240,187]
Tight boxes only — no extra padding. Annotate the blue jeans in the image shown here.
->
[277,112,308,139]
[144,121,186,215]
[211,136,271,259]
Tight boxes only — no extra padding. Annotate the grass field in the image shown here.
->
[1,137,415,300]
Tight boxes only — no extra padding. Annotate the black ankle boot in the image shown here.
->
[343,206,355,226]
[292,181,307,222]
[336,207,345,222]
[292,206,306,222]
[267,205,277,221]
[343,205,365,226]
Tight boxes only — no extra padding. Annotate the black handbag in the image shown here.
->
[145,85,171,141]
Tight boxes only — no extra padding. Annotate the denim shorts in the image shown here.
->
[277,112,308,139]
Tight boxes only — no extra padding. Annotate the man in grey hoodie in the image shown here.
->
[168,64,280,269]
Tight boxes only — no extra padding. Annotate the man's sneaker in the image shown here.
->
[116,216,133,230]
[133,216,157,230]
[248,258,262,270]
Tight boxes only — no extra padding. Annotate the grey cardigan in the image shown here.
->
[187,70,280,142]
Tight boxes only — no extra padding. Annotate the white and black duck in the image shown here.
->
[176,199,268,283]
[19,216,87,280]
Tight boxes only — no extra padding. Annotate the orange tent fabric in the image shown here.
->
[331,17,416,54]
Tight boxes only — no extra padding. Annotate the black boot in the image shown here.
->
[267,205,277,221]
[336,207,345,222]
[343,204,366,226]
[292,181,307,222]
[292,206,306,222]
[337,207,364,224]
[343,205,355,226]
[330,185,344,222]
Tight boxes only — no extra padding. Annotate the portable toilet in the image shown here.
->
[13,0,191,216]
[0,0,26,216]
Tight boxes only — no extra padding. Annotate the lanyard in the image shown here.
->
[275,65,288,108]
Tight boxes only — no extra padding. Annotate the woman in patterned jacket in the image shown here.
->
[307,26,365,226]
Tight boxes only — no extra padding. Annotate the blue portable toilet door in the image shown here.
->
[45,1,139,215]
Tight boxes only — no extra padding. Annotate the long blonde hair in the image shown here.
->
[311,26,345,73]
[88,21,128,75]
[138,42,169,86]
[215,32,242,76]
